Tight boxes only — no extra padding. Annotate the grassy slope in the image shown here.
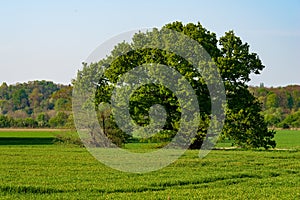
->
[0,130,299,199]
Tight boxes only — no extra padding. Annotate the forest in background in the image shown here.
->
[0,80,299,129]
[250,84,300,128]
[0,81,72,128]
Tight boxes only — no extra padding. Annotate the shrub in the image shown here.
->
[53,131,83,147]
[49,112,68,128]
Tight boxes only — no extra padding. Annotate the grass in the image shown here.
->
[0,129,299,199]
[274,130,300,149]
[0,129,60,146]
[0,129,61,137]
[216,130,300,150]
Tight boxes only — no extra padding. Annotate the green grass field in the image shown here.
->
[0,129,299,199]
[274,130,300,149]
[0,129,58,146]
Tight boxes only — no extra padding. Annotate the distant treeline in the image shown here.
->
[250,85,300,128]
[0,81,73,128]
[0,81,300,128]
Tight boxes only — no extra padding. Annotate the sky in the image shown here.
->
[0,0,299,87]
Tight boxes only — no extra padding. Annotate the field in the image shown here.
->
[0,130,299,199]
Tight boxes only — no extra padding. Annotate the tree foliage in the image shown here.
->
[75,21,276,149]
[250,85,300,128]
[0,81,73,128]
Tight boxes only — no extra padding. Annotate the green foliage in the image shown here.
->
[23,118,38,128]
[223,87,276,149]
[11,88,29,111]
[36,112,50,127]
[266,93,279,109]
[53,131,83,146]
[51,86,72,111]
[97,103,129,147]
[75,21,275,149]
[263,108,283,127]
[0,115,13,127]
[138,130,176,143]
[54,98,69,111]
[278,110,300,128]
[251,85,300,128]
[0,81,73,128]
[49,112,68,128]
[224,106,276,149]
[64,114,75,129]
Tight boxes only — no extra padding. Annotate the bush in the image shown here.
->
[53,131,83,147]
[23,118,38,128]
[36,112,49,127]
[10,117,38,128]
[139,130,176,143]
[279,110,300,128]
[49,112,68,128]
[0,115,13,127]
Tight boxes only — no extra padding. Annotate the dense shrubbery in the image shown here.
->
[0,113,73,128]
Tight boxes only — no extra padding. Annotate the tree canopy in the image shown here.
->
[0,80,73,128]
[250,85,300,128]
[74,22,276,149]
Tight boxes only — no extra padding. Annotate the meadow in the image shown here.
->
[0,129,299,199]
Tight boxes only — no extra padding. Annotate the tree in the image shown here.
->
[54,98,70,111]
[279,110,300,128]
[0,100,10,114]
[249,85,300,128]
[36,112,49,127]
[0,82,9,100]
[51,86,72,111]
[11,88,29,111]
[266,93,279,109]
[23,118,38,128]
[0,115,13,128]
[263,108,283,127]
[74,21,276,149]
[49,112,68,128]
[29,88,42,110]
[286,92,294,110]
[223,89,276,148]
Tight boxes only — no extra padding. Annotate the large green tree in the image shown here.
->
[74,21,276,149]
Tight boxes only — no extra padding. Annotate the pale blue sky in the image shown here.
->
[0,0,299,86]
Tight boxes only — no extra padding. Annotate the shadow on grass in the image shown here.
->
[0,137,54,145]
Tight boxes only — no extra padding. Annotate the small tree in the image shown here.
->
[0,115,13,128]
[36,112,49,127]
[23,118,38,128]
[49,112,68,128]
